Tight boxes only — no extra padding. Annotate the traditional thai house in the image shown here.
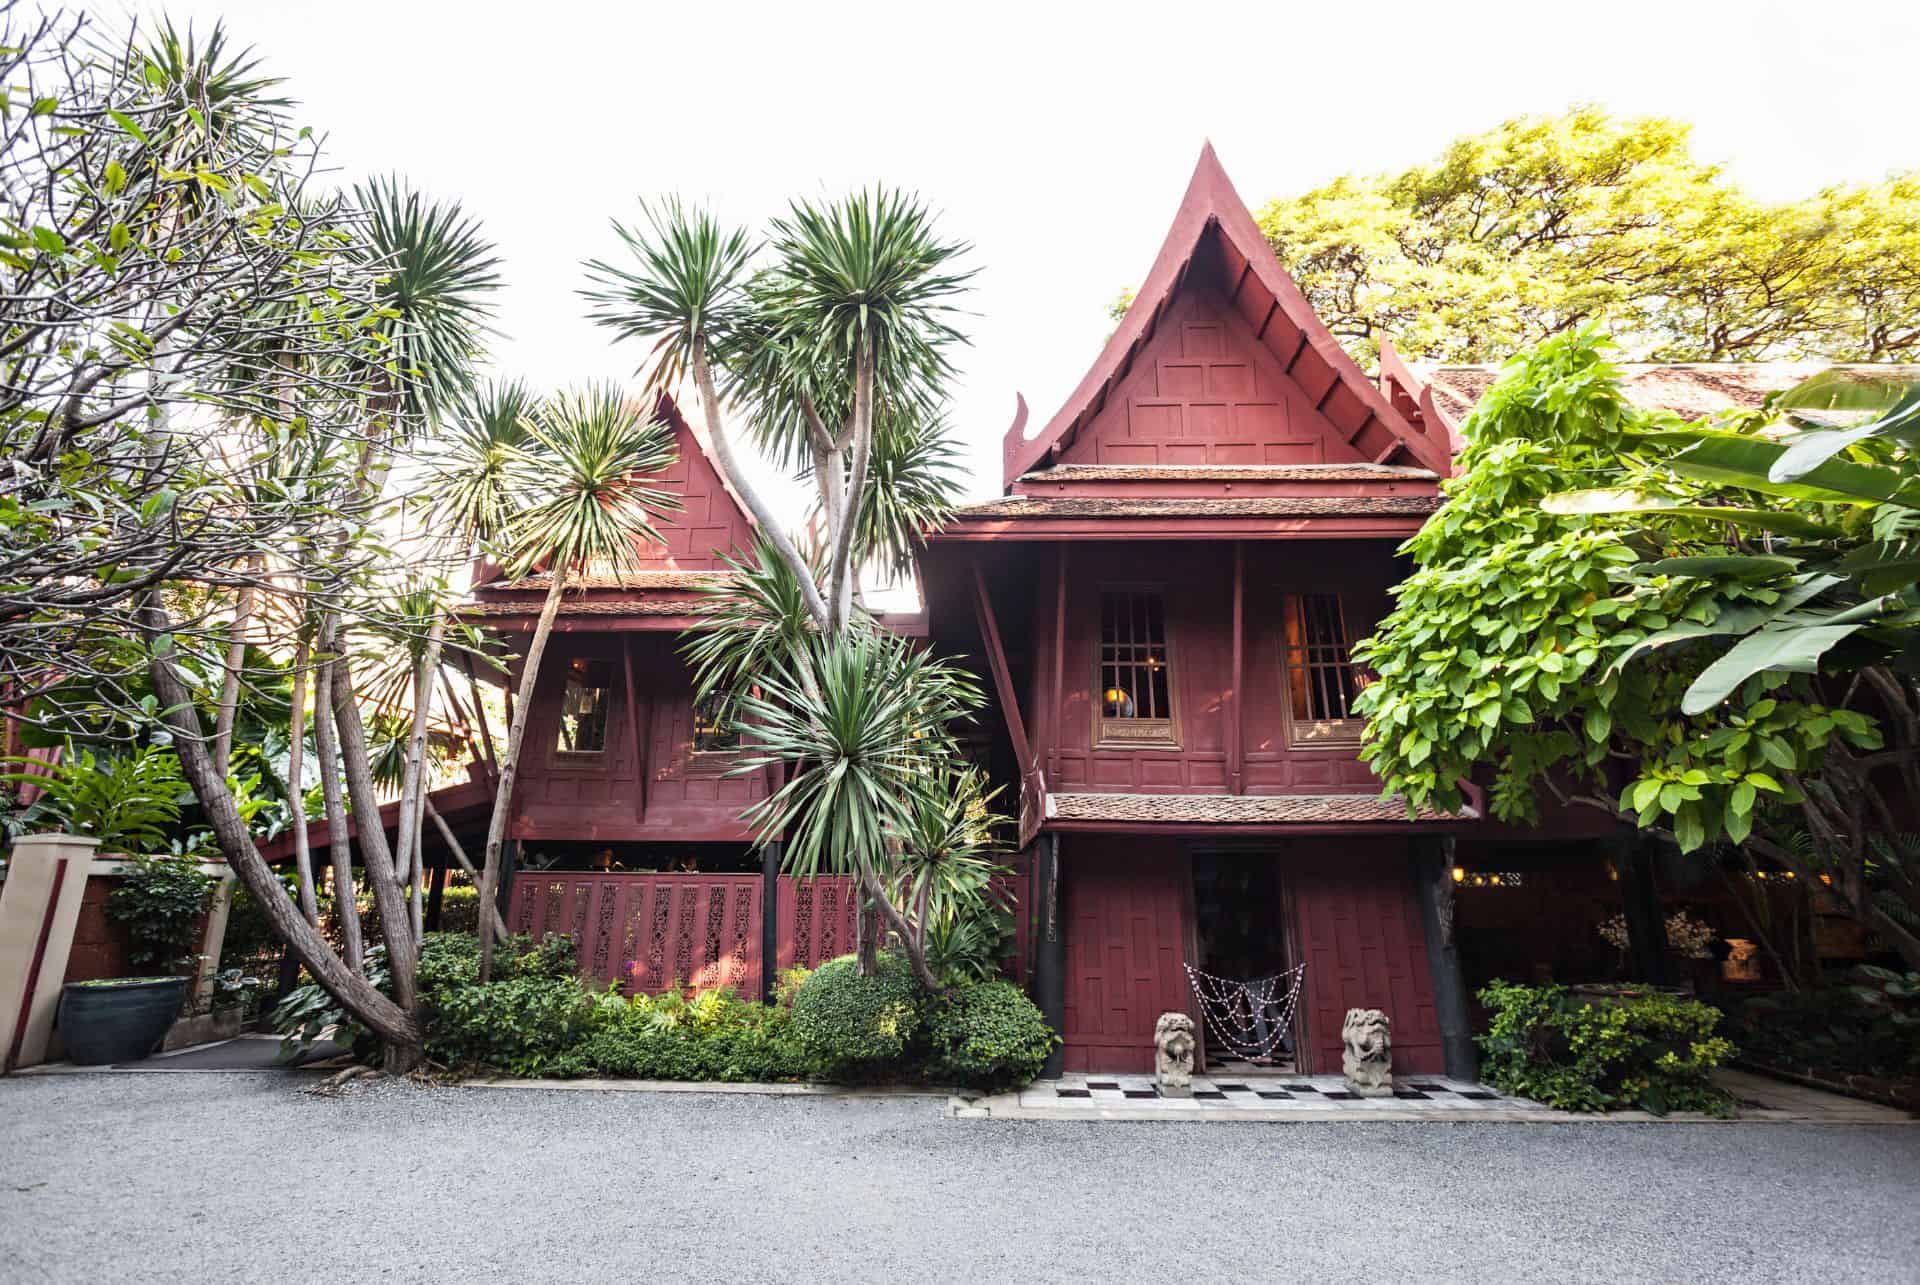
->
[921,145,1477,1076]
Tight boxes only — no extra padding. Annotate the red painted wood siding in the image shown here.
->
[1055,282,1375,469]
[774,877,861,973]
[1060,839,1191,1073]
[509,872,762,997]
[1030,541,1397,796]
[1291,840,1443,1075]
[511,634,766,843]
[634,412,755,570]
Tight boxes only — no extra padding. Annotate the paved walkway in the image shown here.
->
[957,1067,1915,1123]
[3,1071,1917,1283]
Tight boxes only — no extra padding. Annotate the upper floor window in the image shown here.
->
[1097,588,1177,746]
[691,691,739,753]
[555,659,612,754]
[1280,593,1362,745]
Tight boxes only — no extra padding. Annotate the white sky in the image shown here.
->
[141,0,1920,512]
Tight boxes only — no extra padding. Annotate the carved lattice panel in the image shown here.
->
[505,872,763,999]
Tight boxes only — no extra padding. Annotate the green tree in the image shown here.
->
[1248,107,1920,364]
[1352,329,1920,971]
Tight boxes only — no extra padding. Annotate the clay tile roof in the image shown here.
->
[1020,463,1437,483]
[480,569,730,593]
[1418,362,1920,432]
[460,597,719,618]
[1045,792,1468,825]
[953,495,1443,520]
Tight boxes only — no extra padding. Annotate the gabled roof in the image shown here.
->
[1000,144,1453,488]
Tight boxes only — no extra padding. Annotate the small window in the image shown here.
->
[1097,588,1177,746]
[691,692,738,753]
[554,659,612,754]
[1281,593,1363,745]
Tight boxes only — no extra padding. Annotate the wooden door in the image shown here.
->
[1061,839,1191,1073]
[1292,841,1444,1075]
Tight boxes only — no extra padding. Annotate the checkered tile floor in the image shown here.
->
[1033,1073,1537,1114]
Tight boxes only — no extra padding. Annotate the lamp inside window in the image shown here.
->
[691,692,739,753]
[1281,593,1363,746]
[1097,588,1176,745]
[555,658,612,754]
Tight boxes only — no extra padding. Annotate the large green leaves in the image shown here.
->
[1541,488,1842,539]
[1681,624,1868,715]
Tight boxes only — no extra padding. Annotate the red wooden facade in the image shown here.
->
[510,871,764,996]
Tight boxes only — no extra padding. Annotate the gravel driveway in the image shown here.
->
[2,1072,1916,1283]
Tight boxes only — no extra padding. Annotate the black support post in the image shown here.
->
[1413,837,1477,1082]
[761,841,782,1005]
[425,864,447,932]
[1034,832,1067,1079]
[1615,838,1672,985]
[496,839,520,937]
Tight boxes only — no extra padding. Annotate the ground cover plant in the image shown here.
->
[1476,980,1736,1115]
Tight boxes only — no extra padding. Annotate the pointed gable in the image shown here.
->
[1002,144,1450,488]
[632,391,756,570]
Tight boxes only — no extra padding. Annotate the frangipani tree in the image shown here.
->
[583,191,982,984]
[1353,328,1920,972]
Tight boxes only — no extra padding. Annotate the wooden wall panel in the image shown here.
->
[1060,839,1191,1073]
[1291,840,1444,1075]
[509,872,761,998]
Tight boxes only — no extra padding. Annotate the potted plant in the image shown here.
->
[57,975,193,1064]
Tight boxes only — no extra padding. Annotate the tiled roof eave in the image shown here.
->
[1045,791,1472,826]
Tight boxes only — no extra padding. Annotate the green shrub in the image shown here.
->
[425,976,595,1077]
[107,853,215,968]
[576,987,819,1082]
[1476,980,1736,1115]
[510,934,578,980]
[789,953,926,1077]
[1724,967,1920,1078]
[927,979,1055,1090]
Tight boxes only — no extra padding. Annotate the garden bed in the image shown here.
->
[1731,1057,1920,1114]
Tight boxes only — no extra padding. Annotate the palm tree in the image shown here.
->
[463,384,681,981]
[584,189,980,978]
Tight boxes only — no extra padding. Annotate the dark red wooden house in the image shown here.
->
[462,395,862,1001]
[922,145,1476,1075]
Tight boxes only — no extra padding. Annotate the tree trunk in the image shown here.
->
[311,648,363,969]
[328,653,419,1009]
[211,552,264,781]
[477,572,568,983]
[425,797,509,942]
[396,614,447,946]
[285,636,320,926]
[142,601,420,1062]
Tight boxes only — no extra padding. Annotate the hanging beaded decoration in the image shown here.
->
[1182,962,1307,1062]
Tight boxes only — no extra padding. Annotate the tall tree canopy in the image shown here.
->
[1248,107,1920,364]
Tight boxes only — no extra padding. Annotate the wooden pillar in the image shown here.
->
[1228,541,1245,795]
[496,839,521,939]
[1049,546,1067,784]
[1033,832,1067,1079]
[425,864,448,932]
[1413,836,1477,1082]
[760,841,782,1005]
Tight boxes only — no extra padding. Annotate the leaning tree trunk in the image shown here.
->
[284,636,320,926]
[141,601,420,1058]
[311,649,363,969]
[476,571,569,983]
[211,552,265,782]
[328,655,422,1021]
[395,614,447,945]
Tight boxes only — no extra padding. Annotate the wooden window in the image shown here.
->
[691,692,739,753]
[554,659,612,754]
[1280,593,1362,745]
[1097,588,1177,746]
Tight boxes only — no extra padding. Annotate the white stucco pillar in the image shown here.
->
[0,835,101,1072]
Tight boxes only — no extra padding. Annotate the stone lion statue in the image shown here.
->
[1154,1011,1196,1097]
[1341,1008,1393,1097]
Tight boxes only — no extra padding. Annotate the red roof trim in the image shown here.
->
[1001,143,1450,488]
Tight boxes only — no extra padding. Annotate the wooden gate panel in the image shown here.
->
[774,876,860,973]
[507,872,761,998]
[1292,841,1443,1075]
[1060,840,1190,1073]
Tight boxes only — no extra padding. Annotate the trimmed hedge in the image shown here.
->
[790,953,928,1076]
[1476,980,1735,1116]
[927,979,1056,1089]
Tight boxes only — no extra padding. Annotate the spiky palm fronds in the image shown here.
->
[581,197,754,390]
[501,384,681,579]
[428,377,539,550]
[354,175,503,429]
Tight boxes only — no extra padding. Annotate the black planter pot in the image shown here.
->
[58,976,189,1065]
